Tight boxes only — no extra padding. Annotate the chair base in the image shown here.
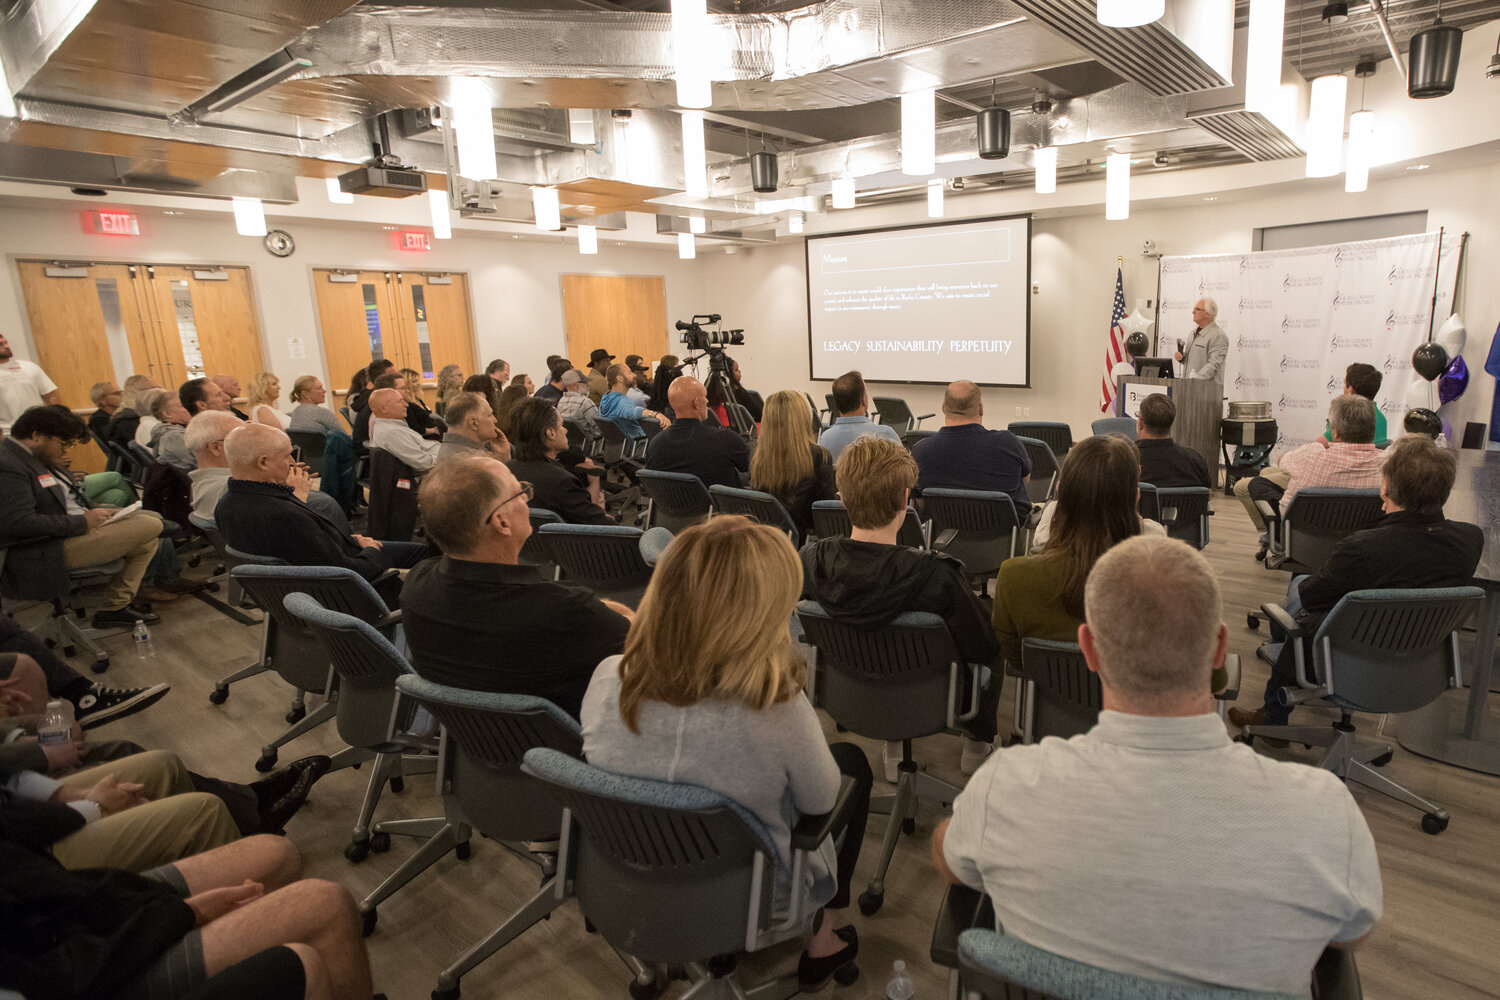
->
[47,605,122,673]
[862,749,964,914]
[1243,719,1449,832]
[432,863,565,999]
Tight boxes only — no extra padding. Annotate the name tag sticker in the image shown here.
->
[396,479,412,490]
[37,473,57,489]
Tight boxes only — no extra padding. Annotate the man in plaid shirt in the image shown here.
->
[556,368,605,441]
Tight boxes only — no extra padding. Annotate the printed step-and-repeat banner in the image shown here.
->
[1157,232,1443,448]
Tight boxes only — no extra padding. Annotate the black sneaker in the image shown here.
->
[92,607,160,628]
[74,682,171,730]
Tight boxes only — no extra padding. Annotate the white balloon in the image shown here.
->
[1405,376,1439,412]
[1434,313,1466,359]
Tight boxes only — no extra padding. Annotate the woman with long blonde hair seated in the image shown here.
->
[245,372,290,429]
[581,516,872,990]
[398,367,444,438]
[749,390,836,542]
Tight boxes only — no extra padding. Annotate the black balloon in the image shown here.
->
[1412,342,1449,381]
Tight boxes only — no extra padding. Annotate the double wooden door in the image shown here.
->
[560,274,670,374]
[312,270,476,403]
[16,260,265,471]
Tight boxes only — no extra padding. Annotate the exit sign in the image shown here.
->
[83,210,140,235]
[399,230,430,252]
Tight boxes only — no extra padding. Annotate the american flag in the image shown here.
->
[1100,267,1127,413]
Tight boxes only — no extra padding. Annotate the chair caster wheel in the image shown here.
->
[1246,614,1260,630]
[205,581,220,593]
[370,831,391,853]
[255,752,277,773]
[857,890,883,916]
[432,987,460,1000]
[285,706,306,724]
[208,687,228,705]
[584,917,597,934]
[345,840,369,862]
[834,723,848,733]
[1422,812,1448,835]
[43,637,57,649]
[628,979,664,1000]
[834,963,860,987]
[902,817,916,834]
[361,908,378,936]
[89,657,108,674]
[1370,751,1393,767]
[62,642,76,658]
[389,776,404,794]
[455,841,472,861]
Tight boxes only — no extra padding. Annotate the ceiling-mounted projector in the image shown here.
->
[338,165,428,198]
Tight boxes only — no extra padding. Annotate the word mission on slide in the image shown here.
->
[805,215,1032,386]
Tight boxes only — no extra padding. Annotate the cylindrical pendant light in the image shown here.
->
[927,179,944,218]
[901,88,935,176]
[326,177,353,205]
[672,0,711,108]
[1096,0,1165,28]
[1344,110,1375,192]
[1245,0,1286,116]
[1305,73,1348,177]
[678,232,696,259]
[681,111,707,197]
[976,108,1010,160]
[531,186,561,231]
[578,224,598,255]
[750,151,779,193]
[428,189,452,239]
[1033,146,1057,194]
[232,197,266,237]
[831,177,855,209]
[1105,153,1130,220]
[450,77,498,182]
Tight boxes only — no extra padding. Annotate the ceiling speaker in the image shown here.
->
[1409,22,1463,98]
[976,108,1011,160]
[750,151,779,193]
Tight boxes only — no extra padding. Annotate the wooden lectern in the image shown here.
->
[1115,375,1222,475]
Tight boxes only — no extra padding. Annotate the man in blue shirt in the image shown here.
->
[598,364,670,439]
[911,380,1031,517]
[817,370,901,461]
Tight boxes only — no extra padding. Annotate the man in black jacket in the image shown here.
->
[1229,435,1483,732]
[801,436,1001,778]
[645,376,749,489]
[214,423,429,605]
[1135,392,1211,489]
[0,405,164,627]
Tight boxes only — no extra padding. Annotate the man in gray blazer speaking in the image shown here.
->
[1176,298,1229,385]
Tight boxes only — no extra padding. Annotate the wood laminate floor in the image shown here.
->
[35,491,1500,1000]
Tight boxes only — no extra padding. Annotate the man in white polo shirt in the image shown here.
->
[934,535,1380,995]
[0,334,61,430]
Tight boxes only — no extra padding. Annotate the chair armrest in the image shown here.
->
[929,883,995,969]
[1311,946,1361,1000]
[1259,603,1305,639]
[916,412,936,421]
[931,527,959,551]
[1254,499,1276,519]
[790,776,858,854]
[374,609,403,631]
[1213,653,1241,702]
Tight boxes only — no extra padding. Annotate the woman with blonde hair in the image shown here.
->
[581,516,871,990]
[397,367,443,438]
[749,390,835,542]
[131,388,166,447]
[434,364,465,417]
[287,374,359,512]
[245,372,290,428]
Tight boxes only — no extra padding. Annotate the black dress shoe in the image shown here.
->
[260,765,320,834]
[797,931,859,992]
[253,755,332,831]
[92,607,160,628]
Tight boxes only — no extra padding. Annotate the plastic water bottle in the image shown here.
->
[885,960,915,1000]
[133,619,154,659]
[38,701,71,747]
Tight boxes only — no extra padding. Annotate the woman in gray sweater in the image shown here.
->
[581,516,871,991]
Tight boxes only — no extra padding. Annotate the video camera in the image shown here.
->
[676,314,745,353]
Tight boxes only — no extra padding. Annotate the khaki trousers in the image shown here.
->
[1233,465,1290,532]
[50,749,240,872]
[61,510,162,611]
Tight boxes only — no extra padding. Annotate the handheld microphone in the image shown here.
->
[1176,337,1185,354]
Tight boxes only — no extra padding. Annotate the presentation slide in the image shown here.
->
[805,215,1031,386]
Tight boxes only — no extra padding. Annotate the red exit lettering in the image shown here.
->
[82,210,140,236]
[400,231,430,251]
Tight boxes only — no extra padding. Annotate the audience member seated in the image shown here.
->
[133,388,165,448]
[436,391,509,463]
[0,611,168,730]
[937,535,1381,995]
[149,389,195,473]
[211,373,252,421]
[534,358,570,406]
[912,380,1031,518]
[352,371,403,458]
[1134,392,1211,489]
[505,398,613,525]
[180,375,232,419]
[398,367,445,438]
[287,375,359,511]
[599,363,670,439]
[557,368,607,439]
[1229,436,1483,736]
[87,380,122,441]
[345,364,372,415]
[647,354,683,415]
[187,410,349,533]
[996,435,1158,669]
[802,437,1001,776]
[817,370,901,461]
[581,516,873,991]
[214,423,427,605]
[1,833,375,1000]
[368,386,439,472]
[493,381,527,435]
[586,349,613,404]
[748,390,834,541]
[435,363,466,417]
[0,406,165,628]
[246,372,291,429]
[645,376,748,489]
[727,356,765,423]
[509,372,535,396]
[403,458,632,719]
[622,355,652,405]
[105,374,155,452]
[1240,395,1385,560]
[462,374,501,418]
[1404,406,1443,443]
[1324,362,1387,444]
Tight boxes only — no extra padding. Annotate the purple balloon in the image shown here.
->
[1438,354,1469,406]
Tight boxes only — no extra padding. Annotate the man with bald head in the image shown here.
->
[213,423,428,602]
[368,386,439,472]
[644,375,748,489]
[210,374,250,421]
[911,380,1031,517]
[401,457,631,719]
[186,409,350,533]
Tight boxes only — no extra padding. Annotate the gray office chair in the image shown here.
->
[184,513,258,626]
[708,484,799,540]
[1242,587,1483,834]
[1156,486,1213,549]
[1091,416,1138,439]
[795,600,977,916]
[810,499,929,548]
[1008,421,1072,457]
[922,488,1021,591]
[282,593,439,863]
[637,469,712,533]
[521,747,859,999]
[901,428,936,452]
[1016,436,1060,505]
[396,675,584,1000]
[534,523,655,606]
[1248,488,1383,630]
[873,396,934,433]
[366,448,423,542]
[287,429,327,478]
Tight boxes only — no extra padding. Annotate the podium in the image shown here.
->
[1114,376,1222,475]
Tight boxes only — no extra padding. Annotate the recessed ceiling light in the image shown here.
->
[1407,163,1431,170]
